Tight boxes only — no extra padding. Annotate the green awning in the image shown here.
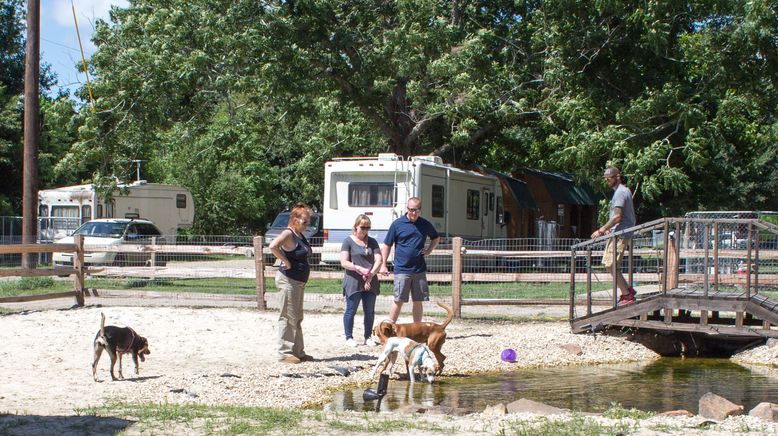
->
[520,168,601,205]
[474,166,538,210]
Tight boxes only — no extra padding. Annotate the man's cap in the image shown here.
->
[603,167,620,178]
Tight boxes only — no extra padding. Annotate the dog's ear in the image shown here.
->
[378,322,392,338]
[379,322,396,336]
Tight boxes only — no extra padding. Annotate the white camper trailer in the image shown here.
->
[322,153,506,263]
[38,181,194,241]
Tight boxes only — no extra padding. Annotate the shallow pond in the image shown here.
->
[322,358,778,413]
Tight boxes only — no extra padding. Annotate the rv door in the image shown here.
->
[481,188,493,238]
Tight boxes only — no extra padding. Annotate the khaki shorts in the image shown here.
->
[602,238,631,269]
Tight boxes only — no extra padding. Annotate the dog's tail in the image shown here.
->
[94,312,109,347]
[436,301,454,330]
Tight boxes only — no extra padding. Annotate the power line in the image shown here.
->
[41,37,80,53]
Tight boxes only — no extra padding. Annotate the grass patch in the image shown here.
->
[0,275,606,301]
[601,402,654,420]
[324,414,448,433]
[0,277,57,296]
[79,401,302,434]
[500,413,635,435]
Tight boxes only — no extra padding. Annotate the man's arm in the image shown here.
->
[379,243,391,275]
[423,236,440,256]
[591,207,623,238]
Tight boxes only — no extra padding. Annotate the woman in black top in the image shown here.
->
[269,203,313,364]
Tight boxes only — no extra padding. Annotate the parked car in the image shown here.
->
[52,218,165,267]
[247,211,323,263]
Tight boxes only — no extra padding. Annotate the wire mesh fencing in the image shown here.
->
[1,216,776,322]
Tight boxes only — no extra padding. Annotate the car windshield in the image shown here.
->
[270,213,319,231]
[74,222,127,238]
[270,213,290,228]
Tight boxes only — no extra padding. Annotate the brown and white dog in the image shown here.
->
[92,313,151,381]
[371,301,453,373]
[370,336,439,383]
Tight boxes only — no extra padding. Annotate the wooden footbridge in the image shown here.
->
[569,217,778,348]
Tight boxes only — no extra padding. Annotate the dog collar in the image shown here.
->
[121,328,136,353]
[416,348,429,366]
[406,343,423,360]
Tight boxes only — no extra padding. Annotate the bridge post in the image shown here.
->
[586,249,593,316]
[713,222,719,293]
[662,221,669,293]
[703,222,710,296]
[746,223,753,298]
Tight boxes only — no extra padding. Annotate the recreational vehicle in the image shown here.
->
[38,181,194,241]
[321,153,507,263]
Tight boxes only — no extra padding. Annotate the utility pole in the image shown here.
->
[22,0,40,268]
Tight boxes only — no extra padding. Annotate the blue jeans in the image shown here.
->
[343,291,376,340]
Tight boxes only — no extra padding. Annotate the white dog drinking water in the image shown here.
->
[370,336,439,383]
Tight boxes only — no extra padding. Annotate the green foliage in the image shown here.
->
[38,0,778,233]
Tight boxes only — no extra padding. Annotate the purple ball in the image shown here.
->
[501,348,517,362]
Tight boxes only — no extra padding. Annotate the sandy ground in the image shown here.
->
[1,295,777,435]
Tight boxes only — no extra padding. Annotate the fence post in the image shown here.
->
[451,237,462,319]
[150,236,157,267]
[254,236,266,310]
[73,235,85,306]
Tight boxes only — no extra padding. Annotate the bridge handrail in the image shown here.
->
[572,217,777,251]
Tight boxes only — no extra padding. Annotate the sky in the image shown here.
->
[40,0,129,97]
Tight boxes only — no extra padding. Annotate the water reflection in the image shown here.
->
[322,358,778,413]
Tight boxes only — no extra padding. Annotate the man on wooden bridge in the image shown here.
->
[591,166,637,305]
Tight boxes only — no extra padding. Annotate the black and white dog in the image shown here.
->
[92,313,150,381]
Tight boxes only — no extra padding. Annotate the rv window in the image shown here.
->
[51,205,80,231]
[97,204,103,218]
[431,185,444,218]
[176,193,187,209]
[38,205,48,217]
[466,190,479,220]
[483,192,489,216]
[81,205,91,224]
[106,201,114,218]
[348,183,394,207]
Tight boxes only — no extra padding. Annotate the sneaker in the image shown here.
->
[617,288,637,304]
[298,354,315,362]
[365,338,377,347]
[345,338,358,347]
[279,355,301,364]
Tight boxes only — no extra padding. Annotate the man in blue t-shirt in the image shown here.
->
[591,166,637,305]
[380,197,440,322]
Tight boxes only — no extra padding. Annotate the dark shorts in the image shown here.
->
[393,273,430,303]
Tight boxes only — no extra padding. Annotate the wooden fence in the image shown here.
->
[0,235,87,306]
